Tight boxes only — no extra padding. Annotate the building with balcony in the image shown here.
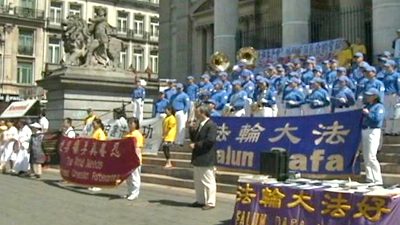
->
[0,0,159,111]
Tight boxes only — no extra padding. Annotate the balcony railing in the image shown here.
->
[0,6,45,20]
[18,46,34,56]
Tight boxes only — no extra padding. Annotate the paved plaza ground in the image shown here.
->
[0,170,235,225]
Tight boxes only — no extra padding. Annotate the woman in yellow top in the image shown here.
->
[123,117,144,201]
[162,106,177,168]
[337,40,353,69]
[91,118,107,141]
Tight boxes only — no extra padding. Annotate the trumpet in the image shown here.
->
[222,104,234,116]
[251,102,262,113]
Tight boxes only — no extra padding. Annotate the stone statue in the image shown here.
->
[61,7,126,69]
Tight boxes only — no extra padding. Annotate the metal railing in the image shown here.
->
[118,30,158,43]
[0,6,45,20]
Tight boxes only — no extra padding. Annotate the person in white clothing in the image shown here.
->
[12,119,32,175]
[0,120,19,173]
[62,118,76,138]
[39,111,49,132]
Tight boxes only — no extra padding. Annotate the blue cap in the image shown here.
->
[364,88,379,96]
[364,66,377,73]
[238,61,246,67]
[322,60,329,64]
[277,67,285,72]
[206,99,217,105]
[382,51,391,57]
[213,80,223,86]
[378,57,388,62]
[257,78,268,84]
[308,56,316,61]
[310,77,324,84]
[255,75,264,81]
[232,80,242,86]
[201,74,210,79]
[384,60,396,67]
[275,64,283,69]
[289,77,301,84]
[329,59,338,64]
[292,58,301,64]
[267,65,275,70]
[359,61,370,68]
[337,67,346,73]
[241,69,253,77]
[285,62,294,67]
[289,71,300,78]
[176,83,184,89]
[313,66,323,73]
[218,71,228,77]
[354,52,363,58]
[187,76,194,80]
[306,59,314,64]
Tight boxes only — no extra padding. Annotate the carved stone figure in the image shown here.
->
[61,7,126,69]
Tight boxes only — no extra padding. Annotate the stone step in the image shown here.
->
[143,157,192,168]
[141,164,249,185]
[154,151,192,160]
[360,162,400,174]
[141,173,238,194]
[379,144,400,154]
[382,136,400,144]
[377,153,400,163]
[360,172,400,186]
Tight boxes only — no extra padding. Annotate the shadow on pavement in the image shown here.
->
[216,219,231,225]
[148,199,191,207]
[41,179,122,200]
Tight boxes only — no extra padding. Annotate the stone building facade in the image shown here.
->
[159,0,400,81]
[0,0,159,111]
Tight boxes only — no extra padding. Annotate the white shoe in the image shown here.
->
[88,187,102,192]
[126,194,138,201]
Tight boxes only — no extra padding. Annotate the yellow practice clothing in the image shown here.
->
[163,115,177,142]
[125,130,144,148]
[92,128,107,141]
[337,48,353,68]
[351,44,367,55]
[84,115,97,125]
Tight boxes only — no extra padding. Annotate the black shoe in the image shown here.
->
[189,202,205,207]
[202,205,215,210]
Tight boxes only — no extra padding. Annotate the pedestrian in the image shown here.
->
[283,78,305,116]
[28,123,45,179]
[361,88,384,185]
[337,40,353,68]
[351,37,367,56]
[39,110,49,133]
[392,29,400,68]
[131,79,146,122]
[82,108,97,137]
[0,120,18,173]
[162,106,177,168]
[382,60,400,135]
[224,80,247,117]
[154,91,169,118]
[205,99,221,117]
[252,78,276,117]
[89,118,106,192]
[13,119,32,175]
[170,83,190,146]
[123,117,144,201]
[304,78,330,115]
[331,76,356,113]
[62,118,76,138]
[188,105,217,210]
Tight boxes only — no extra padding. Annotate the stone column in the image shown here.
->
[214,0,238,63]
[372,0,400,57]
[206,25,213,60]
[192,27,204,75]
[282,0,310,46]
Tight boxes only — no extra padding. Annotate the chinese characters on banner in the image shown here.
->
[58,136,140,186]
[213,110,363,175]
[233,182,399,225]
[256,38,345,69]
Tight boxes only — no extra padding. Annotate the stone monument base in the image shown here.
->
[37,67,158,132]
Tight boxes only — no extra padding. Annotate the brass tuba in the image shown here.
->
[210,51,230,72]
[237,47,258,67]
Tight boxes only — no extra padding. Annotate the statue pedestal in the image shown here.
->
[37,67,158,131]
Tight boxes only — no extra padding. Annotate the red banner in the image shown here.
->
[59,136,140,187]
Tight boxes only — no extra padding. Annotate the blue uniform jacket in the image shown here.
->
[301,70,314,85]
[170,91,190,113]
[164,87,177,101]
[383,72,400,95]
[211,90,229,111]
[306,88,330,109]
[154,98,169,115]
[242,80,255,98]
[185,83,199,101]
[284,88,305,108]
[332,87,355,108]
[131,86,145,100]
[362,102,385,129]
[254,89,277,107]
[357,78,385,100]
[223,81,233,96]
[229,90,247,110]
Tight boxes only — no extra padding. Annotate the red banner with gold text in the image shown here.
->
[58,136,140,187]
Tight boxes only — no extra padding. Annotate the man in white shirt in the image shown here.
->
[63,118,76,138]
[39,111,49,132]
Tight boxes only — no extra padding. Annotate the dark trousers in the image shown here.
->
[162,142,171,160]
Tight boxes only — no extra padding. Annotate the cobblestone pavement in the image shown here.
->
[0,171,235,225]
